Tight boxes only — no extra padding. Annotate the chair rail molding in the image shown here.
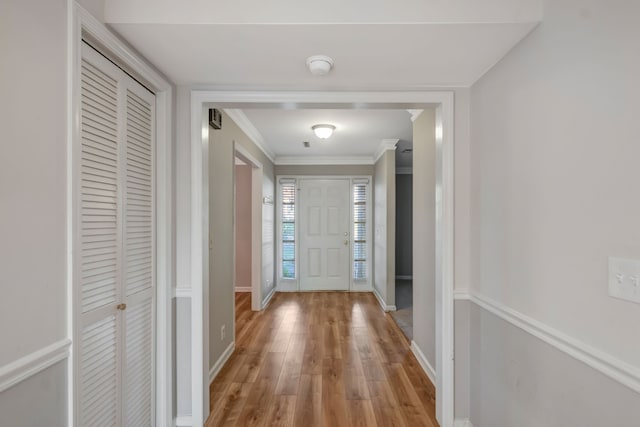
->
[0,339,71,393]
[454,289,640,394]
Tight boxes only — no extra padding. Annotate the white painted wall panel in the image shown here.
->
[469,0,640,423]
[0,0,68,368]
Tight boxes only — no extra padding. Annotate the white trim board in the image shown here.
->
[261,287,277,309]
[373,288,397,312]
[275,156,374,165]
[209,342,235,385]
[374,139,399,163]
[0,339,71,393]
[411,340,436,386]
[455,290,640,394]
[453,420,474,427]
[175,287,193,299]
[225,109,276,163]
[174,415,192,427]
[235,286,252,293]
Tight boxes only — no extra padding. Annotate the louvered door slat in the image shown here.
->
[80,56,118,315]
[124,297,153,427]
[122,84,154,426]
[124,89,153,300]
[80,316,118,427]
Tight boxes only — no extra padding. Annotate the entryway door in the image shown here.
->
[76,42,155,426]
[299,179,350,291]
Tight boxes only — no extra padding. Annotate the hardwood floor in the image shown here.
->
[207,292,438,427]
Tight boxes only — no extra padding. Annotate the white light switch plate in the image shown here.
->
[608,257,640,304]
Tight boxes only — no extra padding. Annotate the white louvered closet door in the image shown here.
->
[78,42,155,427]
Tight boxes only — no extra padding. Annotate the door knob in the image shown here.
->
[116,303,127,311]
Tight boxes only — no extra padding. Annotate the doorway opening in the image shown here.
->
[392,139,414,340]
[233,145,264,312]
[190,92,455,427]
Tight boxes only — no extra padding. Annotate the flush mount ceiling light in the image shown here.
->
[311,124,336,139]
[306,55,334,76]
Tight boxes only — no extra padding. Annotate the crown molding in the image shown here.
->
[224,109,276,163]
[407,109,424,122]
[373,139,399,163]
[275,156,375,165]
[455,289,640,394]
[0,339,71,393]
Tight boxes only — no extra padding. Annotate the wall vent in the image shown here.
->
[209,108,222,129]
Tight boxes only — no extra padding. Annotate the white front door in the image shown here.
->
[299,179,351,291]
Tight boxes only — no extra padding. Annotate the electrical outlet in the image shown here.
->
[609,257,640,304]
[221,324,226,341]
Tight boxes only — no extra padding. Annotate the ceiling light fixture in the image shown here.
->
[306,55,334,76]
[311,124,336,139]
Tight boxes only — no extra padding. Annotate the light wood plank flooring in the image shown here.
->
[207,292,438,427]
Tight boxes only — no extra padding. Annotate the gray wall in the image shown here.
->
[209,109,276,369]
[0,361,67,427]
[412,110,436,366]
[275,164,374,176]
[468,0,640,424]
[395,174,413,277]
[0,1,68,424]
[373,150,396,306]
[469,303,640,426]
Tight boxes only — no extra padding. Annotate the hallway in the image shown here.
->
[208,292,437,426]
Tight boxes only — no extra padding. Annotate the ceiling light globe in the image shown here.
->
[312,124,336,139]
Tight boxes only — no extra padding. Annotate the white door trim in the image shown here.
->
[69,5,174,427]
[234,143,264,312]
[275,175,373,292]
[191,90,455,427]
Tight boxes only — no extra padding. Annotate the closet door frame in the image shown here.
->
[69,6,174,426]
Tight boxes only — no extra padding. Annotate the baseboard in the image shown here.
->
[175,415,192,427]
[0,338,71,393]
[235,286,252,293]
[209,341,235,384]
[373,288,388,312]
[454,419,474,427]
[395,275,413,280]
[262,287,276,309]
[277,281,298,292]
[456,289,640,394]
[410,340,436,386]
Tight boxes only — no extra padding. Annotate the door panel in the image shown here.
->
[78,42,155,427]
[299,179,350,291]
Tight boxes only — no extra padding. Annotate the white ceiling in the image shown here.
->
[105,0,542,88]
[111,23,538,88]
[238,108,413,163]
[102,0,542,165]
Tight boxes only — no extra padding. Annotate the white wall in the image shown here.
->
[468,0,640,424]
[1,0,68,368]
[412,110,437,366]
[0,1,68,425]
[373,150,396,307]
